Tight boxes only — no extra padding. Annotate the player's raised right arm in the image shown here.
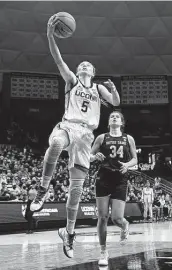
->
[47,19,77,85]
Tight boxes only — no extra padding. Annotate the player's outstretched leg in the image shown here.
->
[58,167,86,258]
[30,130,69,211]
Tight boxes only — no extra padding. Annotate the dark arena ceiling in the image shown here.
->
[1,1,172,76]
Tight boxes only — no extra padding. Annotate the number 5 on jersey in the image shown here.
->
[81,101,89,112]
[110,145,124,158]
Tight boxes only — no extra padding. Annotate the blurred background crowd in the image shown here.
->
[0,144,172,222]
[0,144,96,203]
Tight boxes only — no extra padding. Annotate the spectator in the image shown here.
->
[159,194,166,219]
[168,201,172,218]
[153,195,161,221]
[163,200,169,220]
[24,179,38,234]
[20,184,28,201]
[10,183,20,200]
[0,182,11,201]
[46,184,55,202]
[127,191,138,202]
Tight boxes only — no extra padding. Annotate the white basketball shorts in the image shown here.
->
[49,120,94,170]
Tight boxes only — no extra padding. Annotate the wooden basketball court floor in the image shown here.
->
[0,221,172,270]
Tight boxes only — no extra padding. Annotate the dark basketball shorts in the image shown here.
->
[95,167,128,201]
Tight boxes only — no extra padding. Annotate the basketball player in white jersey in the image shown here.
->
[30,15,120,258]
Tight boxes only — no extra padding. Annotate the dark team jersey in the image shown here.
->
[100,133,131,171]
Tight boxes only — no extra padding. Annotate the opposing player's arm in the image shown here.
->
[47,20,77,85]
[126,135,138,168]
[98,79,120,106]
[90,134,105,162]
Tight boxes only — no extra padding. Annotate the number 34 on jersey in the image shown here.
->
[109,145,124,158]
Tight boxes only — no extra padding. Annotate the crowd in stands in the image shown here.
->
[0,144,97,203]
[0,144,172,221]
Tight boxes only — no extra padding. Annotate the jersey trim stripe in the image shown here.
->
[65,80,79,112]
[65,80,78,95]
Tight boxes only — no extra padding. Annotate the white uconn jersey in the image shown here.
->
[63,79,101,130]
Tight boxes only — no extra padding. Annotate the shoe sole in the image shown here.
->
[98,254,109,266]
[98,262,108,266]
[58,229,73,259]
[98,258,109,266]
[30,204,44,212]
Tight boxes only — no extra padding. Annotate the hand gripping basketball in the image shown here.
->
[48,12,76,39]
[48,14,58,27]
[47,15,57,37]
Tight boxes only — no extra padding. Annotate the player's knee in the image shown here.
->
[111,216,123,225]
[44,137,65,164]
[70,186,83,204]
[67,180,84,209]
[49,137,66,155]
[49,129,69,148]
[98,215,109,223]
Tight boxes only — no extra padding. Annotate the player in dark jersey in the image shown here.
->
[90,111,137,266]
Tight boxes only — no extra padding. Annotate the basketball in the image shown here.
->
[51,12,76,38]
